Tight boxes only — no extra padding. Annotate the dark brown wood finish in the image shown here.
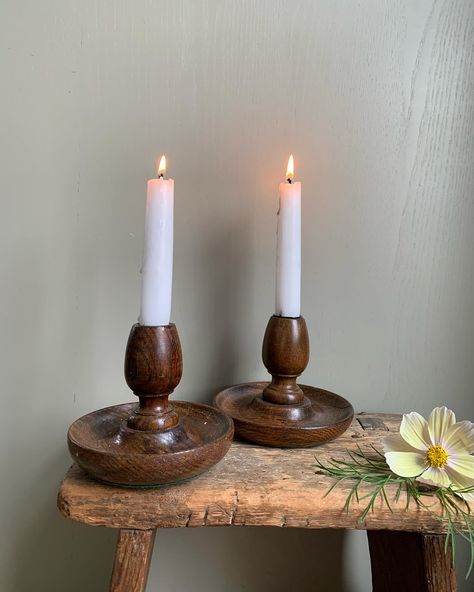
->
[124,324,182,432]
[261,315,309,405]
[215,315,353,447]
[68,323,234,486]
[109,529,156,592]
[367,530,457,592]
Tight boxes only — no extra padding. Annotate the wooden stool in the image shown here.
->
[57,413,460,592]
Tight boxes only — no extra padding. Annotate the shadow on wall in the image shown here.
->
[1,236,115,592]
[11,449,115,592]
[205,214,250,392]
[151,526,346,592]
[198,204,267,399]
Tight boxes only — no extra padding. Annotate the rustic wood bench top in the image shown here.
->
[58,412,463,591]
[58,413,455,534]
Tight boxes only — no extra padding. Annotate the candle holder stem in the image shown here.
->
[124,324,181,432]
[261,315,309,405]
[127,395,178,431]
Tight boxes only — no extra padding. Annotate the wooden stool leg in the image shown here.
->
[109,529,156,592]
[367,530,457,592]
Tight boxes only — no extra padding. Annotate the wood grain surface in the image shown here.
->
[109,530,156,592]
[215,382,353,448]
[68,401,234,486]
[59,413,472,533]
[368,530,457,592]
[261,315,310,405]
[124,323,182,432]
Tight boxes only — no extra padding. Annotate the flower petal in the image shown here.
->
[383,433,419,454]
[416,466,451,488]
[447,454,474,478]
[399,412,430,451]
[445,466,474,500]
[443,421,474,454]
[445,466,474,488]
[455,490,474,501]
[427,406,456,446]
[385,451,426,477]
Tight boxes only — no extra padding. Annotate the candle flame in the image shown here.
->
[158,155,166,177]
[286,154,294,181]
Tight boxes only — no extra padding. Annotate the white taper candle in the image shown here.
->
[139,156,174,326]
[275,155,301,317]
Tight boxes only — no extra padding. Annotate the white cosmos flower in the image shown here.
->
[384,407,474,499]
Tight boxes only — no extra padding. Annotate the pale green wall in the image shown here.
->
[1,1,474,590]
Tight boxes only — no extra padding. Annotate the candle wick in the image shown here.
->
[287,178,292,184]
[158,173,164,179]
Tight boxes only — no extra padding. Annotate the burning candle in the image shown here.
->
[139,155,174,326]
[275,155,301,318]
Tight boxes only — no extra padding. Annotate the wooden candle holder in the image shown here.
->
[214,315,353,447]
[68,323,234,486]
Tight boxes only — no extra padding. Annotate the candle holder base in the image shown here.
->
[68,401,234,486]
[214,315,353,448]
[214,382,353,448]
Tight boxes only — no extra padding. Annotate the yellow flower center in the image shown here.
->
[425,445,448,468]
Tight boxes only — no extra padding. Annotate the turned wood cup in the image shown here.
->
[261,315,309,405]
[125,324,182,432]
